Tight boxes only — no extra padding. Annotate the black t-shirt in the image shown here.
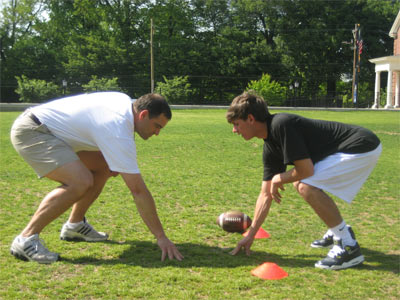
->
[263,113,380,181]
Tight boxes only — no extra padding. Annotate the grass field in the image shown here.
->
[0,109,399,299]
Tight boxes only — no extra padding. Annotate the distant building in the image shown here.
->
[369,10,400,109]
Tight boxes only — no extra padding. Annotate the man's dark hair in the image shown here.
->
[226,91,270,123]
[134,93,172,120]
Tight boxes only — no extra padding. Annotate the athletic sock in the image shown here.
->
[66,220,84,229]
[330,221,356,246]
[19,234,30,242]
[324,228,333,238]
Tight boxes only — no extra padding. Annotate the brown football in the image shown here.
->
[216,210,252,233]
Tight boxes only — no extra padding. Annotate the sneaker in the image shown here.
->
[10,234,60,264]
[315,238,364,270]
[60,218,108,242]
[311,232,334,248]
[311,225,355,248]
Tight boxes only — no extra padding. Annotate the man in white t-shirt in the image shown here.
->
[10,92,183,264]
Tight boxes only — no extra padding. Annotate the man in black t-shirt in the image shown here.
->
[226,91,381,270]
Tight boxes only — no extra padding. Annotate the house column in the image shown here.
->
[372,71,381,109]
[385,70,393,109]
[395,71,400,108]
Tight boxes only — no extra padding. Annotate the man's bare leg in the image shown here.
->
[293,181,343,227]
[21,160,93,237]
[68,151,118,223]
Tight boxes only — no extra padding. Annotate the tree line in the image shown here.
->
[1,0,398,106]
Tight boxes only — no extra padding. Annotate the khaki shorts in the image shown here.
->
[10,111,79,178]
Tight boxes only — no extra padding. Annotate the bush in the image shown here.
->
[15,75,60,103]
[82,76,123,92]
[246,73,287,106]
[155,76,193,104]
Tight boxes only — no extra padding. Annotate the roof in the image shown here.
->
[389,10,400,38]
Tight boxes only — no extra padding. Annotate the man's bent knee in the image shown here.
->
[294,182,320,199]
[46,160,94,196]
[293,181,300,191]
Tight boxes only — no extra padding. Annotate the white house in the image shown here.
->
[369,10,400,109]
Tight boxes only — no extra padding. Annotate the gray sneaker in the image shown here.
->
[10,234,60,264]
[315,238,364,270]
[60,218,108,242]
[311,225,355,248]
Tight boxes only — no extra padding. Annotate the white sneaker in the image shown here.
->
[60,218,108,242]
[10,234,60,264]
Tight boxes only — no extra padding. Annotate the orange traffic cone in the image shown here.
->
[242,227,270,239]
[251,262,288,280]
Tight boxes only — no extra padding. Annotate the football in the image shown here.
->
[216,210,252,233]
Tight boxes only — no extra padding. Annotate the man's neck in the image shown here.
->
[254,121,268,139]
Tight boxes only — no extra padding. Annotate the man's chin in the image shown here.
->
[137,133,150,140]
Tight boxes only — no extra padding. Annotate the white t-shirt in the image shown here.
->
[31,92,140,174]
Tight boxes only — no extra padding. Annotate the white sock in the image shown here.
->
[330,221,356,246]
[19,235,29,242]
[323,229,333,238]
[66,220,84,229]
[19,234,37,242]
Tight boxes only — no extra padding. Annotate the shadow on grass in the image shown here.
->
[357,248,400,274]
[60,239,310,268]
[59,239,399,274]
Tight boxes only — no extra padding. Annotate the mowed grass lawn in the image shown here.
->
[0,109,399,299]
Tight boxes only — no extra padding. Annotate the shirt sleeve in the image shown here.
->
[95,135,140,174]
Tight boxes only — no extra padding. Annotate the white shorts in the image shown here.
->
[301,144,382,203]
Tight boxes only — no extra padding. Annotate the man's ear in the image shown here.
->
[138,110,149,120]
[247,114,255,123]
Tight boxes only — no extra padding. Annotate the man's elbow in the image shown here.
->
[302,165,314,178]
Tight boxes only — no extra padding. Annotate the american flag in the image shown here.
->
[358,39,363,55]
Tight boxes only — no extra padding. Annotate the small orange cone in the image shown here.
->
[251,262,288,280]
[242,227,270,239]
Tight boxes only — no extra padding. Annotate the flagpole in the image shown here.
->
[351,24,360,106]
[150,18,154,93]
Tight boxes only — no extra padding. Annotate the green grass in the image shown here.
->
[0,109,399,299]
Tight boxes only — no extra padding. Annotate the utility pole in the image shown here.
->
[351,24,360,106]
[150,18,154,93]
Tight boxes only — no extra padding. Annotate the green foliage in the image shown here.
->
[246,73,287,106]
[82,76,123,92]
[1,0,399,103]
[15,75,60,103]
[380,88,387,107]
[155,75,194,104]
[317,80,375,108]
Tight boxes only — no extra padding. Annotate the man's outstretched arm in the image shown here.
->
[121,172,184,261]
[230,180,273,256]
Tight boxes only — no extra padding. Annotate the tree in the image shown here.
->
[0,0,52,101]
[247,73,286,106]
[82,76,123,92]
[15,75,59,103]
[155,75,193,104]
[273,0,399,102]
[1,0,398,104]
